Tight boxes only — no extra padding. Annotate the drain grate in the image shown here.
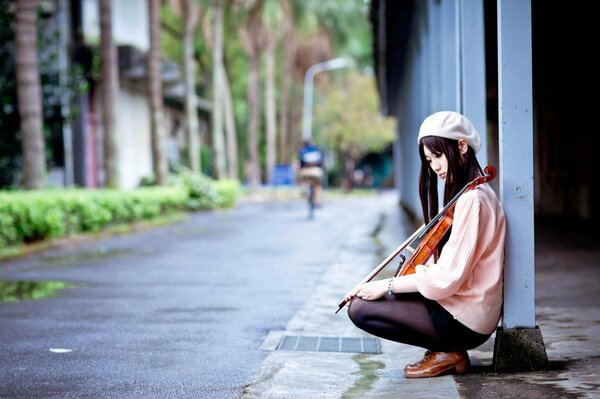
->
[275,335,380,354]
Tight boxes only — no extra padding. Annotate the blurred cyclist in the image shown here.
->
[297,139,324,206]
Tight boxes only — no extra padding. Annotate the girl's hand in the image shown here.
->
[346,280,388,303]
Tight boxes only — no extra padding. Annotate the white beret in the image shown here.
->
[417,111,482,154]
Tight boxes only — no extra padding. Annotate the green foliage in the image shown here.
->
[160,3,211,96]
[0,1,20,188]
[0,171,241,249]
[178,172,221,210]
[0,186,190,248]
[215,179,242,208]
[160,5,184,63]
[314,72,395,160]
[293,0,372,68]
[0,1,89,188]
[0,280,78,303]
[168,169,241,210]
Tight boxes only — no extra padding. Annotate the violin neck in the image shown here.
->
[420,167,494,238]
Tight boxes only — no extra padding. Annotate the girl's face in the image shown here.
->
[423,145,448,181]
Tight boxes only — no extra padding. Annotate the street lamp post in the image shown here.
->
[302,57,351,141]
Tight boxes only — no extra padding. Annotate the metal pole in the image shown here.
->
[301,58,350,141]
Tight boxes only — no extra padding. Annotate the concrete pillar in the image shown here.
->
[493,0,548,372]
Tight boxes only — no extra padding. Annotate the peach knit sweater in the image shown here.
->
[415,184,506,335]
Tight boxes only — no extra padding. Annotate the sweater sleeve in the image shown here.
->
[415,189,488,300]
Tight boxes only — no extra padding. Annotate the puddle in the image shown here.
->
[0,280,79,303]
[342,354,385,398]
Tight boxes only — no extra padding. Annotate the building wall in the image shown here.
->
[392,0,488,218]
[114,89,153,190]
[82,0,149,50]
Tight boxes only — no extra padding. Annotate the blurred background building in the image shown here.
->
[61,0,211,189]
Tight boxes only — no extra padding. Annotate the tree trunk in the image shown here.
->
[211,0,227,179]
[100,0,119,187]
[197,2,237,179]
[278,0,294,164]
[238,3,265,187]
[222,66,239,180]
[289,87,304,160]
[147,0,167,185]
[341,152,355,193]
[264,43,276,184]
[246,55,261,187]
[15,0,46,189]
[181,0,201,173]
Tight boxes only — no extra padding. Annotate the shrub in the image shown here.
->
[0,174,240,250]
[215,179,241,208]
[0,186,187,249]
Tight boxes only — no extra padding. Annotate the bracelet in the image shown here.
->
[387,277,394,296]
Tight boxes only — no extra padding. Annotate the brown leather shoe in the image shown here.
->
[404,350,435,372]
[404,351,470,378]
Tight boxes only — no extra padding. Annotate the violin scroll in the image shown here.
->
[483,166,497,182]
[467,166,497,189]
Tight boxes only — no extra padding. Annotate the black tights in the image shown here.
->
[347,293,489,352]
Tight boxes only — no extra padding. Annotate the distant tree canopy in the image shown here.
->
[1,0,376,189]
[314,71,395,162]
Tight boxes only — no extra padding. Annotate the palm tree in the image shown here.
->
[278,0,367,163]
[237,0,265,187]
[15,0,46,189]
[211,0,227,178]
[147,0,168,185]
[100,0,119,187]
[181,0,201,173]
[262,0,283,184]
[277,0,294,164]
[278,1,333,164]
[188,0,239,179]
[197,1,239,180]
[222,64,239,179]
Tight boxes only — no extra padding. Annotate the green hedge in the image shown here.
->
[0,178,241,249]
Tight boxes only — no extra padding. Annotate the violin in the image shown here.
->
[335,166,497,313]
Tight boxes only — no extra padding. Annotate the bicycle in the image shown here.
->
[307,179,316,220]
[297,166,323,220]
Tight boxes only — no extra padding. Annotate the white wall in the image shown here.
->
[115,90,152,189]
[83,0,149,50]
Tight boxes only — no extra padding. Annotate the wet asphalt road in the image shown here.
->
[0,196,375,398]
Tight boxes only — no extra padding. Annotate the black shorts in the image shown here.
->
[424,299,492,351]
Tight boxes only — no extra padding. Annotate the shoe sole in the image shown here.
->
[404,361,470,379]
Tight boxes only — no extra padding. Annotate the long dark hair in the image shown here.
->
[418,136,483,256]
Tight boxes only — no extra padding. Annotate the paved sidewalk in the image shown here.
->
[242,191,600,398]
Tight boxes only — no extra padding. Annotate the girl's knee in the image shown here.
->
[347,298,366,325]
